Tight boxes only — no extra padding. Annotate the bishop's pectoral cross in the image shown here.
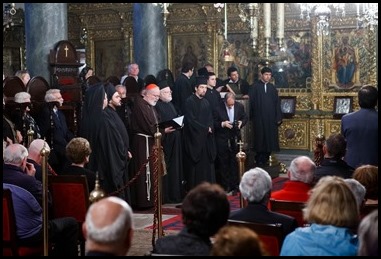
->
[64,45,69,57]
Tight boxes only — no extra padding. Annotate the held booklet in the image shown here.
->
[158,115,184,130]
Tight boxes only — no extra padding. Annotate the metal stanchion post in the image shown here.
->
[154,126,163,237]
[27,126,34,148]
[236,141,246,208]
[40,141,50,256]
[89,172,106,203]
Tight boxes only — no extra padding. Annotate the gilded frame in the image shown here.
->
[324,28,371,91]
[280,96,296,118]
[93,40,125,81]
[170,33,208,79]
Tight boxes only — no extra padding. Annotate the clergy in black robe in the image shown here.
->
[204,72,223,112]
[172,61,194,115]
[130,84,161,208]
[155,80,185,203]
[97,84,131,202]
[183,77,217,192]
[248,67,282,166]
[79,82,106,173]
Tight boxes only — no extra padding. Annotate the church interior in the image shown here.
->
[3,3,378,153]
[3,3,378,256]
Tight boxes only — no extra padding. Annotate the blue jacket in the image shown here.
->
[280,223,358,256]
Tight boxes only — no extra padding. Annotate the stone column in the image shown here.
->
[25,3,67,83]
[133,3,167,79]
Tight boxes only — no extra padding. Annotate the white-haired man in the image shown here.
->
[230,167,298,237]
[83,196,134,256]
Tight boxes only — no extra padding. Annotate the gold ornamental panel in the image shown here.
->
[279,119,309,150]
[324,119,342,137]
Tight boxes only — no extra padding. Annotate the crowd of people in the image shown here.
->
[3,62,378,256]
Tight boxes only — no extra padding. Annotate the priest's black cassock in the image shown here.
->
[98,105,131,202]
[248,79,282,164]
[183,94,216,192]
[155,99,185,203]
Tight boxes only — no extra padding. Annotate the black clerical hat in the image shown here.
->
[157,80,169,90]
[196,76,208,85]
[197,67,208,77]
[104,83,116,102]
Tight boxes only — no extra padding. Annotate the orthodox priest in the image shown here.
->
[183,76,217,192]
[99,83,131,202]
[248,67,283,166]
[155,80,185,203]
[129,84,161,209]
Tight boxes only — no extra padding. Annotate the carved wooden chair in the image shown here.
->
[227,219,284,256]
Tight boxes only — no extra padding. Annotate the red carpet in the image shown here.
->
[144,177,287,231]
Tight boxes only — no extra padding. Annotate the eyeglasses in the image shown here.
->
[162,90,172,94]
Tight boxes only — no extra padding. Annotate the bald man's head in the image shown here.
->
[83,197,134,255]
[85,196,133,243]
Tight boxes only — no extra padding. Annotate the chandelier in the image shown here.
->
[356,3,378,30]
[152,3,172,26]
[298,4,345,36]
[3,3,16,30]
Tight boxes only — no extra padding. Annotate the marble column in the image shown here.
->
[133,3,167,79]
[25,3,67,83]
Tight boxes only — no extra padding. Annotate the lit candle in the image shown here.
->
[276,3,284,39]
[264,3,271,38]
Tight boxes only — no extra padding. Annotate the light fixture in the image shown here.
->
[356,3,378,30]
[215,3,234,62]
[152,3,172,26]
[298,4,345,36]
[3,3,16,30]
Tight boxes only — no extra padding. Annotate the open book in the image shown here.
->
[158,115,184,130]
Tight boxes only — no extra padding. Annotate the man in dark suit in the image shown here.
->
[313,133,354,184]
[230,167,298,237]
[37,89,74,174]
[341,85,378,169]
[213,92,248,193]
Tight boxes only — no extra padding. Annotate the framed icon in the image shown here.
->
[280,96,296,118]
[333,96,353,119]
